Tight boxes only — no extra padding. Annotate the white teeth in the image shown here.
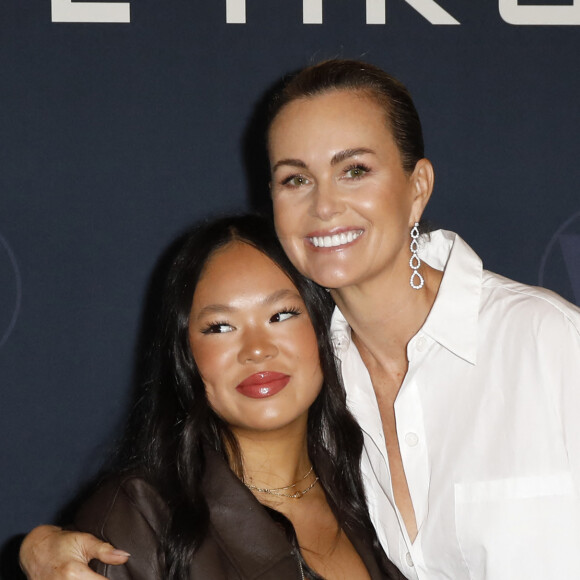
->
[309,230,363,248]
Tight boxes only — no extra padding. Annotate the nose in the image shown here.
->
[309,180,345,221]
[237,326,279,364]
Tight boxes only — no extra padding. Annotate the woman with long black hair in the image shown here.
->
[22,58,580,580]
[31,214,403,580]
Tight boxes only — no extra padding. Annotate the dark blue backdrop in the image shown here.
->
[2,1,579,576]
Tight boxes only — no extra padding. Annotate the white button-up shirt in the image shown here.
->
[331,230,580,579]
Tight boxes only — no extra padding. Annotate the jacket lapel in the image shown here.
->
[202,448,301,579]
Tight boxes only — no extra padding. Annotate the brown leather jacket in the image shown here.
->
[74,450,400,579]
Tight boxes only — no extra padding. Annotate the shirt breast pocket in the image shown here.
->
[454,472,580,580]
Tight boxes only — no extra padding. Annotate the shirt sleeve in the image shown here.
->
[530,295,580,492]
[552,308,580,492]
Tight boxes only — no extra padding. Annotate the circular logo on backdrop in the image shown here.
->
[0,232,22,349]
[538,211,580,307]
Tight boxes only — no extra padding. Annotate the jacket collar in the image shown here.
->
[201,447,391,580]
[201,447,301,579]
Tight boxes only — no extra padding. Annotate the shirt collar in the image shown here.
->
[419,230,481,364]
[330,305,351,353]
[330,229,482,365]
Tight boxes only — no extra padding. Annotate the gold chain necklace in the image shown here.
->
[244,466,320,499]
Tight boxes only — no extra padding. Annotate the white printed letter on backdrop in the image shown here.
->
[500,0,580,25]
[226,0,459,25]
[51,0,130,23]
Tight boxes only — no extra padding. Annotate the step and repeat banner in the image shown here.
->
[1,0,579,573]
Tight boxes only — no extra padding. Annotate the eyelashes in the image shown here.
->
[343,163,371,178]
[269,306,301,323]
[200,306,302,335]
[277,163,371,188]
[201,321,233,335]
[280,174,310,188]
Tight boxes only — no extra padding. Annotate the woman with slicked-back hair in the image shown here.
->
[22,60,580,580]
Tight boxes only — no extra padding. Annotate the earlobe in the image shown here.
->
[410,158,435,223]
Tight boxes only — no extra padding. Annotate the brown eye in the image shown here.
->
[270,308,301,323]
[201,322,234,334]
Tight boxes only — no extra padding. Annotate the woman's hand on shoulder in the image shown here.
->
[19,525,130,579]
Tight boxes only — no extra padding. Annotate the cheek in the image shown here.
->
[298,329,325,385]
[273,200,289,236]
[273,196,305,237]
[309,364,324,398]
[279,238,302,271]
[190,340,228,388]
[194,356,227,419]
[274,217,305,267]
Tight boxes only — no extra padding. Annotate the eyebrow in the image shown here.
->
[331,148,375,165]
[272,147,375,173]
[271,158,307,173]
[194,288,301,320]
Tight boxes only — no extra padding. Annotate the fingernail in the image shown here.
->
[112,549,131,557]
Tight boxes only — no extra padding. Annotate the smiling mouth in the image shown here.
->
[307,230,363,249]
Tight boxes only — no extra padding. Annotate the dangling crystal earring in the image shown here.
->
[409,222,424,290]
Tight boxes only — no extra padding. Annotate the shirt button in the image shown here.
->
[416,336,426,351]
[406,552,414,567]
[405,432,419,447]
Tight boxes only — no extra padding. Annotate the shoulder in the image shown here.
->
[73,472,170,578]
[74,471,168,545]
[480,270,580,338]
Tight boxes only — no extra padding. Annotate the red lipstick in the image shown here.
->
[236,372,290,399]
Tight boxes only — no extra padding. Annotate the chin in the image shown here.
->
[307,269,352,290]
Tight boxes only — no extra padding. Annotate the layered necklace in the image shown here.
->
[244,466,320,499]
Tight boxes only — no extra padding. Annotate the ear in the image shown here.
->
[409,158,435,225]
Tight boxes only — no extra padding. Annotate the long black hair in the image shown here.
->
[114,214,399,579]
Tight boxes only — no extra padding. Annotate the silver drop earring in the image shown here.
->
[409,222,424,290]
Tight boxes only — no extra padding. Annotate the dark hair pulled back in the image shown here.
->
[268,58,424,174]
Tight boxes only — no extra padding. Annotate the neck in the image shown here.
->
[230,418,312,493]
[331,262,443,374]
